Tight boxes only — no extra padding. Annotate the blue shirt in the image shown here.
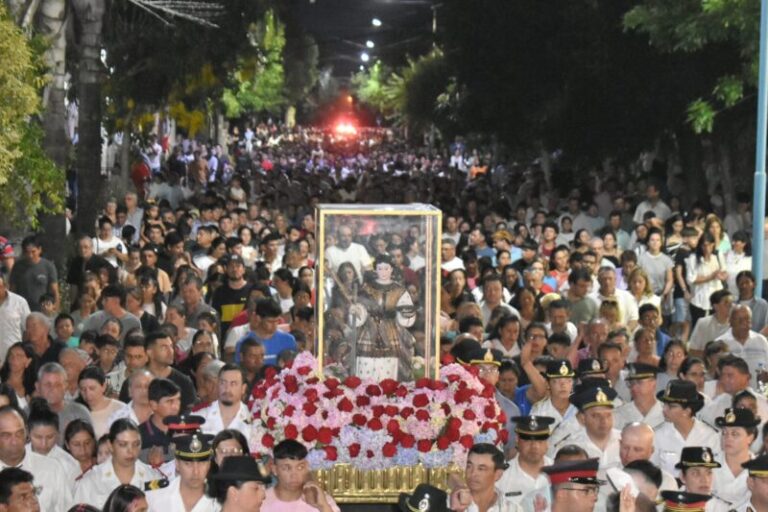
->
[514,384,532,415]
[235,330,297,365]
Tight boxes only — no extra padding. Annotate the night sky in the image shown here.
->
[288,0,436,77]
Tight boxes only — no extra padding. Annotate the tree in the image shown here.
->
[221,9,286,118]
[283,30,319,126]
[0,4,65,228]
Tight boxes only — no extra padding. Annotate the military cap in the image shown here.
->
[173,433,214,461]
[542,458,604,486]
[675,447,721,469]
[512,415,555,440]
[398,484,449,512]
[570,385,617,411]
[715,407,760,429]
[543,359,575,379]
[660,491,711,511]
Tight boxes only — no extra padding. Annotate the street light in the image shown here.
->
[372,17,382,27]
[361,52,370,62]
[366,40,375,48]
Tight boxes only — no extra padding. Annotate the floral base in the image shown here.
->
[312,463,459,503]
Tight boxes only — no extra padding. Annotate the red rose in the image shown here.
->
[307,377,320,385]
[355,395,371,407]
[500,429,509,444]
[437,436,451,450]
[382,442,398,458]
[284,424,298,440]
[366,450,374,458]
[324,446,338,461]
[252,387,266,399]
[460,435,474,450]
[318,427,334,445]
[380,379,398,395]
[441,354,456,366]
[366,384,382,396]
[384,405,399,417]
[266,417,276,429]
[446,427,461,442]
[302,425,318,442]
[463,410,476,420]
[349,443,361,457]
[395,385,408,398]
[441,403,451,415]
[447,417,462,430]
[344,376,362,389]
[325,378,340,391]
[284,375,299,394]
[415,378,431,389]
[481,384,495,398]
[368,418,384,431]
[497,411,507,424]
[304,388,318,401]
[297,366,312,376]
[484,405,497,419]
[417,439,433,453]
[413,393,429,408]
[390,428,403,443]
[262,433,275,448]
[415,410,430,422]
[303,402,318,416]
[401,407,414,419]
[338,398,354,412]
[454,389,473,403]
[265,367,278,380]
[372,405,385,418]
[352,414,367,426]
[432,381,447,391]
[446,374,460,383]
[401,434,416,448]
[387,419,401,434]
[284,405,295,417]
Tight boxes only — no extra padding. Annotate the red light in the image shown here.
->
[334,122,357,136]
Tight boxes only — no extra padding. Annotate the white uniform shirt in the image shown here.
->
[107,401,141,430]
[549,426,622,472]
[27,443,81,490]
[466,489,523,512]
[716,330,768,389]
[496,455,552,507]
[0,450,72,512]
[73,459,163,509]
[613,400,665,430]
[713,455,753,507]
[146,476,221,512]
[198,401,252,445]
[0,291,29,363]
[530,399,578,439]
[689,315,731,353]
[652,420,720,476]
[699,389,768,429]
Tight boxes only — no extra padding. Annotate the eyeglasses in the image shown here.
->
[479,366,499,375]
[216,447,244,456]
[527,334,547,341]
[560,486,599,496]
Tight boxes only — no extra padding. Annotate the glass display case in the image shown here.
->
[315,204,442,381]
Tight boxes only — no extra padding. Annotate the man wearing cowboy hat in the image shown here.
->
[146,432,219,511]
[653,380,719,477]
[497,415,555,507]
[675,447,732,512]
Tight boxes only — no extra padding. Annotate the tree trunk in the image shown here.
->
[37,0,69,267]
[676,129,706,206]
[72,0,105,236]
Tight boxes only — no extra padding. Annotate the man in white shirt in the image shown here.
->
[633,182,672,224]
[497,415,554,507]
[325,225,372,281]
[738,455,768,512]
[441,238,465,273]
[540,458,603,512]
[689,290,734,357]
[0,406,72,512]
[613,363,665,430]
[619,422,678,492]
[198,364,252,444]
[0,273,29,364]
[716,305,768,389]
[449,443,520,512]
[479,274,519,326]
[592,266,639,330]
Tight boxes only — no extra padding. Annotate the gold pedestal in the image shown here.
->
[312,464,458,504]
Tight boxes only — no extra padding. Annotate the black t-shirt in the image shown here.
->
[211,282,252,333]
[26,339,66,365]
[119,367,197,411]
[673,247,692,298]
[66,254,111,288]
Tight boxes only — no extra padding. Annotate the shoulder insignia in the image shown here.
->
[144,478,169,492]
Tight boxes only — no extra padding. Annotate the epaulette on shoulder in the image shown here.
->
[144,478,169,492]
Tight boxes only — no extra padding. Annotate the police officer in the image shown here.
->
[660,491,712,512]
[541,458,604,512]
[73,419,165,509]
[712,408,760,506]
[737,454,768,511]
[198,364,252,442]
[675,447,732,512]
[398,483,448,512]
[497,415,555,508]
[209,455,272,512]
[613,363,665,430]
[531,360,578,448]
[146,432,219,512]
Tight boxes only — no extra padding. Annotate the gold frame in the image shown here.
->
[315,204,442,380]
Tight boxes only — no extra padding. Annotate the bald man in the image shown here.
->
[620,423,678,492]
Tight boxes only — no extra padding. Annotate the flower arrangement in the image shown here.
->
[248,352,507,470]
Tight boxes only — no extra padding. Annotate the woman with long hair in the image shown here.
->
[138,274,166,322]
[627,267,661,312]
[633,327,660,367]
[657,339,688,392]
[686,232,727,328]
[209,429,251,477]
[102,484,148,512]
[723,230,752,296]
[548,245,571,292]
[705,214,731,254]
[0,342,37,409]
[65,419,98,474]
[27,398,81,478]
[483,315,521,358]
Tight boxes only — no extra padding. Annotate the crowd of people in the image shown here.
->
[1,122,768,511]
